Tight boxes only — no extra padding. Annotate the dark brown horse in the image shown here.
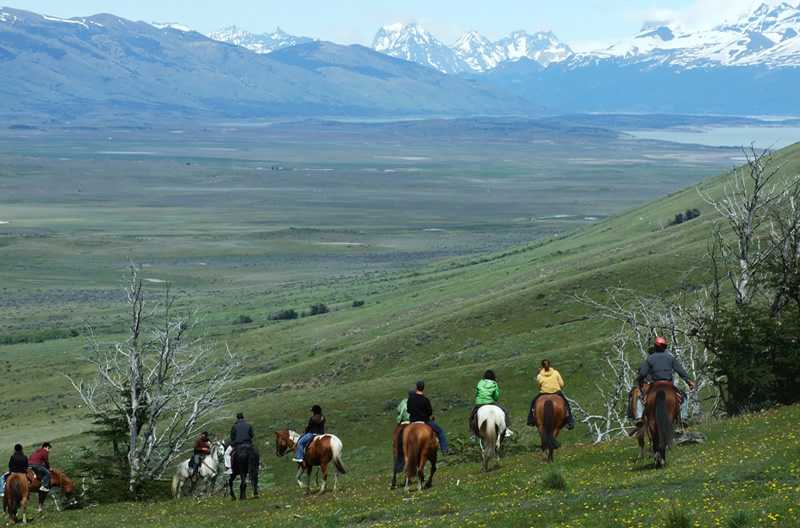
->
[227,443,260,500]
[274,429,347,493]
[643,381,680,468]
[628,382,650,461]
[3,472,29,525]
[532,394,569,462]
[390,423,408,489]
[27,467,76,512]
[402,422,438,492]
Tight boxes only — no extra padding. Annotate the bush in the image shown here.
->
[268,309,298,321]
[352,300,365,308]
[668,208,701,226]
[302,303,329,317]
[707,304,800,414]
[541,470,568,491]
[232,314,253,325]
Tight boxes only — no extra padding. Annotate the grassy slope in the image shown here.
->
[6,142,800,524]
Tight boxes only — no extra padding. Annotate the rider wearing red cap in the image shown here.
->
[635,337,695,426]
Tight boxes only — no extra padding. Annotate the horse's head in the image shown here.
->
[212,441,226,460]
[53,470,77,504]
[274,429,294,457]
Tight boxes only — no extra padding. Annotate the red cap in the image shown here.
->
[655,337,667,347]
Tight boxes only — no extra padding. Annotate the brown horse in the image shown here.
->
[274,429,347,493]
[532,394,569,462]
[390,423,408,489]
[643,381,680,468]
[402,422,438,492]
[628,382,651,461]
[3,473,29,525]
[27,467,76,512]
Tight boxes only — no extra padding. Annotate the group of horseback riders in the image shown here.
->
[392,336,693,454]
[1,442,53,496]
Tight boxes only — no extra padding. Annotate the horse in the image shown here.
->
[390,423,409,489]
[402,422,438,492]
[476,405,506,472]
[643,381,680,468]
[274,429,347,494]
[27,467,76,513]
[532,394,569,462]
[628,382,651,461]
[227,443,260,500]
[172,440,225,498]
[2,472,29,525]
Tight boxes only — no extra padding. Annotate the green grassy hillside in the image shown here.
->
[2,132,799,525]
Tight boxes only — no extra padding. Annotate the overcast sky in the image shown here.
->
[4,1,784,51]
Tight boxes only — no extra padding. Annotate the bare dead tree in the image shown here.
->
[698,145,785,306]
[573,286,719,437]
[65,264,242,492]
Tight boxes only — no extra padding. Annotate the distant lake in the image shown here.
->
[624,126,800,150]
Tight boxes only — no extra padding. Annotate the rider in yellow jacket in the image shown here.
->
[527,360,575,429]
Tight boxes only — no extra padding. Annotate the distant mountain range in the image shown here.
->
[1,3,799,123]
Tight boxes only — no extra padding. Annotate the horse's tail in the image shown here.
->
[655,390,674,452]
[171,466,183,498]
[481,409,502,460]
[330,436,347,474]
[542,399,561,451]
[404,427,421,478]
[8,475,23,510]
[248,446,260,481]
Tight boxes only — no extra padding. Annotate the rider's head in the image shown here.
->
[416,381,425,392]
[311,405,322,414]
[201,431,209,439]
[654,337,667,351]
[483,369,496,381]
[42,442,52,450]
[541,359,551,371]
[236,412,244,420]
[13,444,22,453]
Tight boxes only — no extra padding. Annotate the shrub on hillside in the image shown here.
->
[268,309,298,321]
[302,303,329,317]
[232,314,253,325]
[668,208,701,226]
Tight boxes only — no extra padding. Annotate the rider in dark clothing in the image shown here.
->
[635,337,695,425]
[225,412,254,474]
[407,381,450,455]
[1,444,28,496]
[293,405,326,462]
[190,432,211,481]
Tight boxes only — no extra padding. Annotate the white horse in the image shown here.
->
[172,440,225,498]
[476,405,506,472]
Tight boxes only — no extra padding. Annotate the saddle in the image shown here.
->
[25,468,40,485]
[644,380,683,404]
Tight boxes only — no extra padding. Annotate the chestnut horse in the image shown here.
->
[476,405,505,472]
[227,443,259,500]
[532,394,569,462]
[390,423,408,489]
[628,382,650,461]
[3,472,29,525]
[27,467,76,512]
[402,422,438,492]
[274,429,347,493]
[643,381,680,468]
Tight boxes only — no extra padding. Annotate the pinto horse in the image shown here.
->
[27,467,76,513]
[172,440,225,498]
[476,405,505,472]
[227,443,260,500]
[3,473,29,525]
[390,423,409,489]
[402,422,438,492]
[532,394,569,462]
[643,381,680,468]
[628,382,651,461]
[274,429,347,494]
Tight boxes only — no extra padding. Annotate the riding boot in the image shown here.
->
[680,400,690,427]
[635,397,644,427]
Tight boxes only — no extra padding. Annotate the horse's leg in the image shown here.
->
[417,455,427,491]
[319,462,329,493]
[228,473,236,500]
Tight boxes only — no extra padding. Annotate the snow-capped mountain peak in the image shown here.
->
[372,23,468,73]
[208,25,314,54]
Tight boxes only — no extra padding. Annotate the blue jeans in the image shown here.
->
[31,465,50,488]
[295,433,315,458]
[426,421,450,453]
